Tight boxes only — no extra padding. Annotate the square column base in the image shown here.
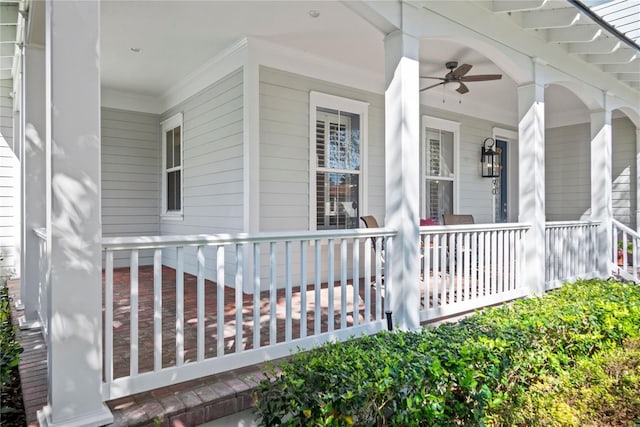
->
[37,404,113,427]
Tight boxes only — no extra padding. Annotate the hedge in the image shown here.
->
[254,279,640,426]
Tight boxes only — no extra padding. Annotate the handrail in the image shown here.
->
[420,222,530,234]
[102,227,397,251]
[545,220,601,228]
[612,218,640,239]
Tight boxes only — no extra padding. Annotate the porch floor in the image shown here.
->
[9,266,479,427]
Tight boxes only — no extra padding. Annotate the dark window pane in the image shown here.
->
[173,127,181,166]
[167,170,181,211]
[166,130,173,168]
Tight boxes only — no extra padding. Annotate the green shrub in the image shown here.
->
[0,286,23,389]
[253,279,640,426]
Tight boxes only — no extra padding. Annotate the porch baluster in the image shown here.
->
[235,244,244,352]
[269,243,277,344]
[314,240,322,334]
[131,250,139,377]
[300,241,308,339]
[340,239,348,329]
[105,250,114,383]
[327,239,335,332]
[176,247,184,366]
[352,238,360,327]
[253,243,261,350]
[363,237,371,322]
[197,246,205,361]
[217,246,225,356]
[285,241,293,342]
[154,249,163,371]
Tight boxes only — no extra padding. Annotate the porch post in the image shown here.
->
[517,79,546,295]
[19,46,46,329]
[590,106,612,277]
[37,0,113,425]
[636,126,640,232]
[384,29,420,330]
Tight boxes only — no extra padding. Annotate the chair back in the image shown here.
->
[442,214,475,225]
[360,215,380,229]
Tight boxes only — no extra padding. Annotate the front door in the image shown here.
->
[494,140,508,222]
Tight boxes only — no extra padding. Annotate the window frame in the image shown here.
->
[309,92,369,231]
[421,116,460,220]
[161,112,184,220]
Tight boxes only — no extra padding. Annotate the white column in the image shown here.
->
[517,81,546,295]
[384,29,420,330]
[590,107,612,277]
[19,46,46,329]
[37,0,113,425]
[636,127,640,232]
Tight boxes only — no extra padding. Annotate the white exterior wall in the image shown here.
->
[160,69,244,283]
[612,115,637,230]
[257,66,385,287]
[259,66,385,230]
[0,79,18,284]
[545,123,591,221]
[101,107,161,266]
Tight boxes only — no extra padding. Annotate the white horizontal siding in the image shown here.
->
[545,123,591,221]
[259,66,385,233]
[0,79,17,283]
[101,107,161,266]
[159,69,244,281]
[612,116,637,229]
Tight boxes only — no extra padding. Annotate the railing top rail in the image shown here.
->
[103,227,398,251]
[612,218,640,239]
[33,227,46,240]
[419,222,530,234]
[545,220,602,228]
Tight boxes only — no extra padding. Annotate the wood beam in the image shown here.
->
[522,8,580,29]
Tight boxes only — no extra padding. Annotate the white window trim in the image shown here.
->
[309,91,369,231]
[421,116,461,218]
[161,112,184,220]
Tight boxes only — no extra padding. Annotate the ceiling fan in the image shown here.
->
[420,61,502,94]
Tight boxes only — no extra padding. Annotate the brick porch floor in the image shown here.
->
[8,265,385,427]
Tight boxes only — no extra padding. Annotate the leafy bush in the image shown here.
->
[0,286,22,387]
[253,279,640,426]
[1,285,24,419]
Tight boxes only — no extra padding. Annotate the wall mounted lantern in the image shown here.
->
[481,137,500,178]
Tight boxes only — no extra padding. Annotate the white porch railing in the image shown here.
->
[545,221,600,289]
[101,228,394,400]
[33,228,49,344]
[419,223,530,321]
[612,218,640,283]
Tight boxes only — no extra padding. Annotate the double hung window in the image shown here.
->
[310,92,368,230]
[162,113,183,217]
[422,117,459,222]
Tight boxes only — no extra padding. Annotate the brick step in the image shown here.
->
[107,363,268,427]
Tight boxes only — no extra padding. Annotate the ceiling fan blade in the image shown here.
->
[461,74,502,82]
[419,76,446,80]
[452,63,472,78]
[420,81,446,92]
[456,82,469,94]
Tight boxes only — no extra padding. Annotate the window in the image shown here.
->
[422,117,459,222]
[161,113,183,217]
[310,92,368,230]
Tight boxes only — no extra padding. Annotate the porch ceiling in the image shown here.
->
[2,0,638,114]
